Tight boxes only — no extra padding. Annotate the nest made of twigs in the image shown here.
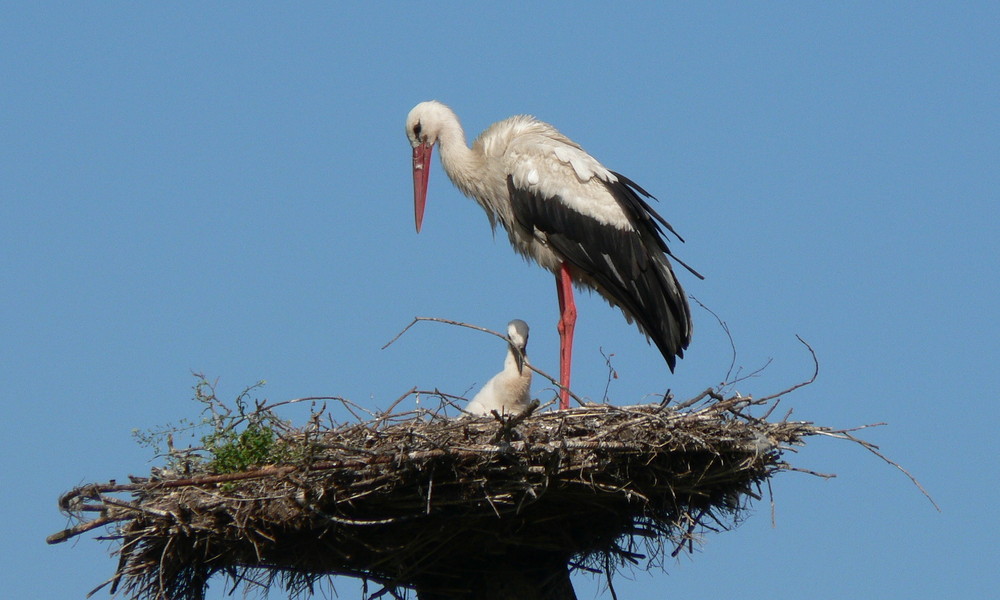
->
[51,386,864,600]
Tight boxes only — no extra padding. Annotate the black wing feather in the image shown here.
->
[507,174,694,371]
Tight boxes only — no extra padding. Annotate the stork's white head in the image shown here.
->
[406,101,454,148]
[406,101,460,233]
[506,319,530,373]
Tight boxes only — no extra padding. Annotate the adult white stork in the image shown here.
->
[464,319,532,418]
[406,101,700,409]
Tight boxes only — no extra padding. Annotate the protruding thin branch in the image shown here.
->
[383,316,588,407]
[759,335,819,404]
[814,427,941,511]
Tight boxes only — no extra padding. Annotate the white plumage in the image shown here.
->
[465,320,532,418]
[407,101,698,410]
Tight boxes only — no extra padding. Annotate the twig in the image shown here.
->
[813,428,941,511]
[758,336,819,403]
[604,554,619,600]
[489,400,541,444]
[691,296,737,383]
[672,387,724,411]
[46,516,130,544]
[599,347,618,403]
[525,363,587,408]
[381,387,418,418]
[258,396,347,413]
[782,466,836,479]
[381,316,505,350]
[384,316,588,408]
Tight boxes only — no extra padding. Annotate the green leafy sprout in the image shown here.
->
[132,373,303,475]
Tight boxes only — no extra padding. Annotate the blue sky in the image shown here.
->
[3,3,998,598]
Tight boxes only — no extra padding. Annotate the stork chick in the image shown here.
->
[465,320,532,417]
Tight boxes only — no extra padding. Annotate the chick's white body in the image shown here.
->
[465,320,532,417]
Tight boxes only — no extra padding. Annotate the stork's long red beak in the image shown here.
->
[412,143,433,233]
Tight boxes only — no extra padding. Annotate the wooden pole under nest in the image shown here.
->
[413,551,577,600]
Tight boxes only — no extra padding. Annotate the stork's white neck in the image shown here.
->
[432,108,512,230]
[436,115,484,195]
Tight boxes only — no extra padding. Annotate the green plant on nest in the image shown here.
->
[132,373,297,475]
[203,421,281,473]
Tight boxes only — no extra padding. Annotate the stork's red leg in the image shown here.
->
[555,263,576,409]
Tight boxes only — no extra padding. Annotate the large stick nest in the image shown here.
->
[50,382,874,600]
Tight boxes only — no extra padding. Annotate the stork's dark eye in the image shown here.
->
[413,121,423,139]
